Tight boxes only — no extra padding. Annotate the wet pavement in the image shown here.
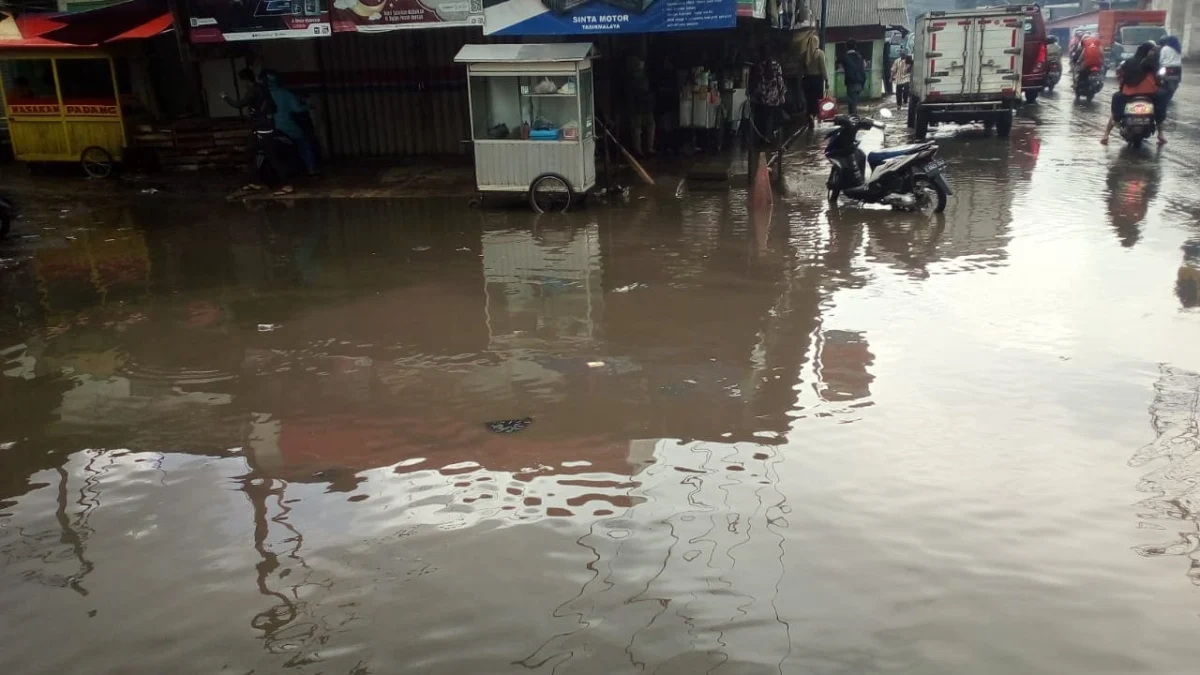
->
[4,81,1200,675]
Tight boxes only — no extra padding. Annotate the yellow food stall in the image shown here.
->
[0,8,172,177]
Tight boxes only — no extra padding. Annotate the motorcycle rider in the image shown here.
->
[1045,35,1063,89]
[1158,35,1183,106]
[1075,34,1105,88]
[1046,35,1063,66]
[1069,29,1087,68]
[1101,42,1167,145]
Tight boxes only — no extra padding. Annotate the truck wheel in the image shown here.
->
[914,108,929,140]
[996,111,1013,137]
[1025,89,1039,104]
[906,99,916,128]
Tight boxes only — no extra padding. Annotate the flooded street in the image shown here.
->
[4,85,1200,675]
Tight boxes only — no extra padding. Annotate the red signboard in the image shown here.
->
[8,103,60,116]
[331,0,482,32]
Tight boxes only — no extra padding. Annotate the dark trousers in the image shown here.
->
[846,84,863,115]
[895,84,910,107]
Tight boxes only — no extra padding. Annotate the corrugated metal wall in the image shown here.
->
[251,30,638,159]
[314,28,490,158]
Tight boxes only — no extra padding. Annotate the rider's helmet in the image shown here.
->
[1048,35,1058,44]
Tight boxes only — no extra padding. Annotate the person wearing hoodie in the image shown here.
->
[263,70,319,180]
[837,39,867,116]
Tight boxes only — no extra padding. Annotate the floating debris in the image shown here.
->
[257,323,280,332]
[586,361,606,368]
[485,417,533,433]
[612,283,648,293]
[412,245,431,252]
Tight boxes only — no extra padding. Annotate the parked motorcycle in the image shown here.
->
[1073,67,1103,102]
[824,110,951,214]
[1118,95,1157,147]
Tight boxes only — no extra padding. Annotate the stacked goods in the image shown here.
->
[129,118,251,172]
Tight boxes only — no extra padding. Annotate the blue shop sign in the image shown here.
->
[483,0,736,36]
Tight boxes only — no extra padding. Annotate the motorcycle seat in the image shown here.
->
[868,142,934,166]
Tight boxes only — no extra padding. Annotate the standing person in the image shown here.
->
[891,54,911,108]
[795,29,828,128]
[1101,42,1166,146]
[263,70,319,183]
[748,41,787,148]
[626,56,656,156]
[222,68,289,194]
[838,39,867,116]
[652,55,677,154]
[882,44,894,96]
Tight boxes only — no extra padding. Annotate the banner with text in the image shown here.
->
[483,0,736,36]
[331,0,484,32]
[188,0,332,43]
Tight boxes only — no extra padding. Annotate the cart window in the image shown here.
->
[470,75,523,140]
[3,59,57,107]
[519,75,578,140]
[55,58,117,108]
[580,69,593,139]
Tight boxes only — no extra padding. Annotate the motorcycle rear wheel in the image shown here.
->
[911,177,947,214]
[827,168,841,204]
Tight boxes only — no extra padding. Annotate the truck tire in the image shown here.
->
[907,99,916,128]
[1025,89,1039,104]
[996,110,1013,137]
[914,107,929,140]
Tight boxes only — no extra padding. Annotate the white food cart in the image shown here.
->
[455,43,597,213]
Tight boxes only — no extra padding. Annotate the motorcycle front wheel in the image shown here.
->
[911,176,947,214]
[827,168,841,204]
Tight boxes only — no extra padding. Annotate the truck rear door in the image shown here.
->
[974,14,1024,95]
[921,15,971,97]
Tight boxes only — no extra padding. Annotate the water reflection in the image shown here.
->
[10,173,1197,673]
[1131,365,1200,584]
[1105,148,1162,248]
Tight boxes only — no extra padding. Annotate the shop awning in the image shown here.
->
[0,1,173,49]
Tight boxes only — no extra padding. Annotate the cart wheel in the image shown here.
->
[468,193,484,209]
[528,173,573,214]
[80,146,114,179]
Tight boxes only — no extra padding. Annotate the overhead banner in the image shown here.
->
[331,0,484,31]
[188,0,332,43]
[483,0,736,36]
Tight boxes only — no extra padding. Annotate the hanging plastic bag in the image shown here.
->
[817,92,837,122]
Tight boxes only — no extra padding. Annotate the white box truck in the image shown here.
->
[908,5,1028,140]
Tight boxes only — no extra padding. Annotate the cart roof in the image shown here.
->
[454,43,594,64]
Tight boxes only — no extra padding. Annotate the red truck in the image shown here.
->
[1098,9,1167,73]
[1019,5,1048,103]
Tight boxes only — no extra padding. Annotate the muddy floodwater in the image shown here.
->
[5,95,1200,675]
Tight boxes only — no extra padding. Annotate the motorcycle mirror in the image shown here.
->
[879,108,894,119]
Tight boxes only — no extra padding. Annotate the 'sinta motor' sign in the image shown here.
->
[482,0,735,35]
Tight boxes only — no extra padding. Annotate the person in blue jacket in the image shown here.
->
[263,70,319,178]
